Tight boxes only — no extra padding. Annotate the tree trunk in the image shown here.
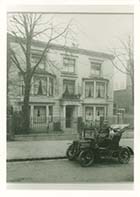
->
[22,76,31,133]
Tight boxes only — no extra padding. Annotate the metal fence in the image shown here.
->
[7,113,134,135]
[29,116,79,132]
[107,115,134,128]
[29,115,134,132]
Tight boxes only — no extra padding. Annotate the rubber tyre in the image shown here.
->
[66,144,77,161]
[118,147,130,164]
[78,150,94,167]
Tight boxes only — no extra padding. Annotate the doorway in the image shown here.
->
[66,106,74,128]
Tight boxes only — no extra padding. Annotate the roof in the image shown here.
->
[7,33,114,60]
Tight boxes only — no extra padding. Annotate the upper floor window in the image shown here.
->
[32,54,45,70]
[34,77,47,95]
[96,82,105,98]
[49,77,54,96]
[85,81,94,98]
[63,57,75,73]
[63,79,75,95]
[90,62,101,76]
[33,76,54,96]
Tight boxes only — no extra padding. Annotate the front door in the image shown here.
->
[66,106,74,128]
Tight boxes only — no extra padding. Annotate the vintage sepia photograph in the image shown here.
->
[6,5,134,187]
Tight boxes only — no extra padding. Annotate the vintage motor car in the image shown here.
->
[66,124,133,167]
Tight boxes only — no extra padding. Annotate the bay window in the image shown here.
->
[49,77,54,96]
[96,82,105,98]
[34,77,47,95]
[96,106,105,117]
[85,81,94,98]
[33,76,54,96]
[85,107,93,121]
[33,106,46,123]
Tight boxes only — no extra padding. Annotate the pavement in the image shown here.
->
[7,138,134,161]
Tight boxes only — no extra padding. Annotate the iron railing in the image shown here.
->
[7,114,134,135]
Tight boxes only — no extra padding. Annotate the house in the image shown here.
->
[7,35,114,133]
[114,68,133,115]
[114,88,133,114]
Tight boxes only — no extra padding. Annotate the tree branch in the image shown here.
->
[110,59,130,75]
[10,49,25,77]
[115,55,130,73]
[11,31,26,55]
[11,15,24,27]
[30,20,72,77]
[33,27,52,38]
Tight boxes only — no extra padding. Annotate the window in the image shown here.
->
[96,82,105,98]
[96,107,105,117]
[34,77,47,95]
[85,107,93,121]
[63,80,75,95]
[90,62,101,76]
[49,78,54,96]
[85,82,94,98]
[34,76,54,96]
[32,54,45,70]
[63,57,75,73]
[33,106,46,123]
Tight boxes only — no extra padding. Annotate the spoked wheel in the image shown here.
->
[78,150,94,167]
[66,144,77,161]
[118,147,130,164]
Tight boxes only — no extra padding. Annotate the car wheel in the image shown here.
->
[78,150,94,167]
[66,144,77,161]
[118,147,130,164]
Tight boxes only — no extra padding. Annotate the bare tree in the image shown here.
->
[8,13,72,133]
[110,36,134,105]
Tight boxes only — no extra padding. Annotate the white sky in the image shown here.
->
[54,14,133,51]
[52,13,133,90]
[46,13,133,90]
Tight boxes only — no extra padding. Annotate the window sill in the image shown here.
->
[30,95,55,98]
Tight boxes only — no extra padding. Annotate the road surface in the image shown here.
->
[7,157,133,183]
